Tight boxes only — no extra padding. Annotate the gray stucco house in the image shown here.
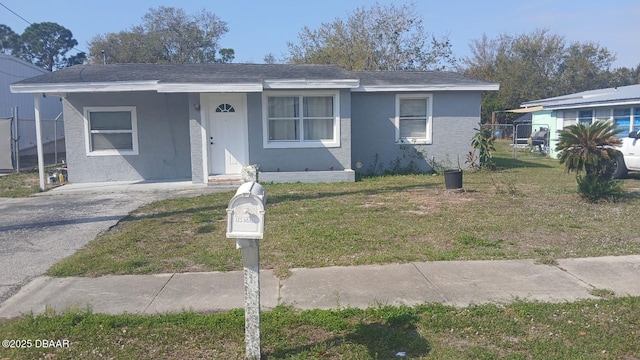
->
[10,63,498,186]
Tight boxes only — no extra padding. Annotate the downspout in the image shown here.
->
[34,94,45,191]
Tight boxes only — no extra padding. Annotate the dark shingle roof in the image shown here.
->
[354,70,494,87]
[14,63,358,85]
[12,63,498,92]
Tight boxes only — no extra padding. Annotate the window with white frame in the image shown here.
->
[578,110,593,125]
[562,110,577,127]
[84,106,138,155]
[264,92,340,148]
[396,95,432,144]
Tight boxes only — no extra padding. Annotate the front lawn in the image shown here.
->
[47,143,640,277]
[1,297,639,359]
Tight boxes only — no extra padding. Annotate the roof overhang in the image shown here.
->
[541,99,640,111]
[157,83,263,93]
[11,79,361,94]
[262,79,360,89]
[504,105,544,113]
[10,81,159,94]
[352,84,500,92]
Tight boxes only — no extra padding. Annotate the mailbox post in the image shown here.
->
[226,182,266,360]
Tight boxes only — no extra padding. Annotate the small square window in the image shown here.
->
[84,107,138,155]
[396,95,432,144]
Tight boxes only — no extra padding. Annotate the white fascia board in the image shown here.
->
[263,79,360,89]
[544,99,640,110]
[352,84,500,92]
[10,81,159,94]
[157,83,263,93]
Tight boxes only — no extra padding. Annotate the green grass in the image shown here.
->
[0,171,44,197]
[47,140,640,277]
[6,141,640,358]
[1,297,639,359]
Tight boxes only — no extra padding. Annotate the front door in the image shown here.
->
[203,93,248,175]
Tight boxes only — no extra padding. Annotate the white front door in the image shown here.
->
[203,93,248,175]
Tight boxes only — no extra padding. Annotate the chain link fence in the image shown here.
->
[1,108,65,171]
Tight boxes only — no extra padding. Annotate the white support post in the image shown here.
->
[33,94,45,191]
[237,238,261,360]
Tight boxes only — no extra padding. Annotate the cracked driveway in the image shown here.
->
[0,183,234,304]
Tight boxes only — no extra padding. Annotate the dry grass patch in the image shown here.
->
[48,142,640,277]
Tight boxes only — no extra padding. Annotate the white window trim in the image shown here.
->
[395,94,433,144]
[83,106,139,156]
[262,90,341,149]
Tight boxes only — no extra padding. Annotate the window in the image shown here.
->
[595,108,610,123]
[263,91,340,148]
[84,107,138,155]
[216,103,235,113]
[562,110,577,127]
[396,95,432,144]
[613,108,631,138]
[634,108,640,132]
[578,110,593,125]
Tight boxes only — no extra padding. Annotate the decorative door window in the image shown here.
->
[216,104,235,113]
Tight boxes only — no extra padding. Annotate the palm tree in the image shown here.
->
[555,121,624,202]
[555,121,622,178]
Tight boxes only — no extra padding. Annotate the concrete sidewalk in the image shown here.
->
[1,255,639,318]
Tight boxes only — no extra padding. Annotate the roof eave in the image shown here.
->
[542,99,640,110]
[262,79,360,89]
[157,83,263,93]
[352,84,500,92]
[10,81,159,94]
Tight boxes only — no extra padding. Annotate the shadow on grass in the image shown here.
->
[493,156,554,169]
[118,200,229,223]
[110,180,443,224]
[267,315,431,359]
[266,181,442,206]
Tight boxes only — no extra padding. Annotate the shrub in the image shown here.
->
[576,174,623,203]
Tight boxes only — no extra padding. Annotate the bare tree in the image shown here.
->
[287,3,455,71]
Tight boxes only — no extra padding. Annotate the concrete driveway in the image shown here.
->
[0,181,235,304]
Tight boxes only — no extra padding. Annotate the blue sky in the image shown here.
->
[1,0,639,68]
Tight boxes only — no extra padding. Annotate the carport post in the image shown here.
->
[33,94,45,191]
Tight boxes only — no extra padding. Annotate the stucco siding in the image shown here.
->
[351,91,481,174]
[188,93,205,183]
[246,90,352,172]
[63,92,192,182]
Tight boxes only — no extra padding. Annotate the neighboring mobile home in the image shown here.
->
[521,83,640,159]
[10,63,498,185]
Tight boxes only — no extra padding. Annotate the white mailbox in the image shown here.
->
[226,182,266,239]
